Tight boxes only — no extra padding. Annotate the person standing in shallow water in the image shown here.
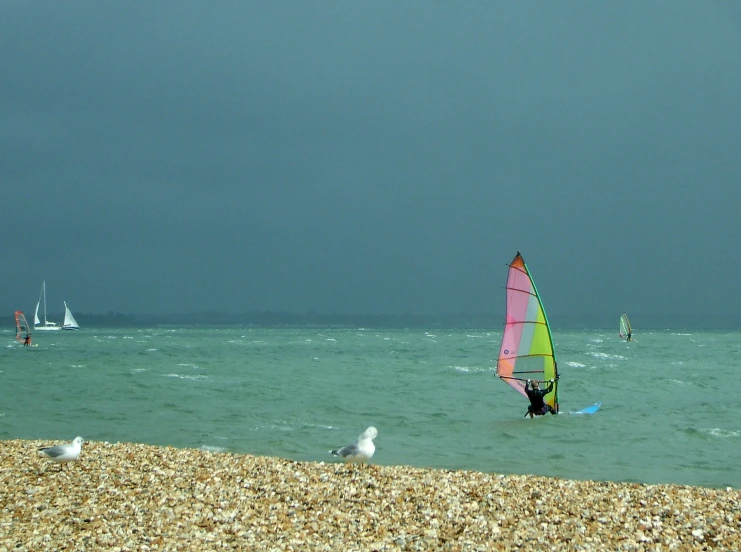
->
[524,379,556,418]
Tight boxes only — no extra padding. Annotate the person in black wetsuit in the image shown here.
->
[524,379,557,418]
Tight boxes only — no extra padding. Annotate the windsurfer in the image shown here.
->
[23,334,31,346]
[626,332,632,341]
[524,379,556,418]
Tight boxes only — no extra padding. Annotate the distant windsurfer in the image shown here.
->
[524,379,557,418]
[626,331,632,341]
[23,334,31,346]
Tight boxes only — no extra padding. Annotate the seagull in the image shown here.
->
[330,426,377,464]
[38,436,84,469]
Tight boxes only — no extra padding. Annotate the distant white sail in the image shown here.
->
[62,301,79,330]
[35,281,60,331]
[619,313,632,340]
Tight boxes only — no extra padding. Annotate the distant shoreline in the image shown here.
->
[4,311,740,330]
[2,439,739,550]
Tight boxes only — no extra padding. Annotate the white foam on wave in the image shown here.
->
[306,423,338,430]
[451,365,487,373]
[254,421,294,432]
[163,373,208,381]
[699,428,740,438]
[200,445,227,453]
[564,361,586,368]
[588,352,626,360]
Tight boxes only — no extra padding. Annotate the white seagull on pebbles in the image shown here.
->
[38,436,84,469]
[330,426,377,464]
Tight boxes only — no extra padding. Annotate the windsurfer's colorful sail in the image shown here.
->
[496,252,559,412]
[15,310,30,343]
[619,313,632,340]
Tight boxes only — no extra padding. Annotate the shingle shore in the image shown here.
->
[1,440,738,551]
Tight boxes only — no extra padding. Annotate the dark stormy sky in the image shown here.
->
[1,1,740,318]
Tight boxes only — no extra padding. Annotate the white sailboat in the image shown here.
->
[62,301,79,330]
[34,281,60,331]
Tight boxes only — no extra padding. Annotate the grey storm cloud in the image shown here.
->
[1,1,740,319]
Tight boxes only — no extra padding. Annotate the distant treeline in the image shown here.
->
[3,311,740,330]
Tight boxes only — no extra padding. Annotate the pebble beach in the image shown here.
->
[1,440,739,551]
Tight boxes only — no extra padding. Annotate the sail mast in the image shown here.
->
[42,281,48,324]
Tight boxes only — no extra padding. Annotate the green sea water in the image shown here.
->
[1,327,739,488]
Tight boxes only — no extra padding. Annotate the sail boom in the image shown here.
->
[499,353,554,362]
[504,320,548,328]
[511,369,551,374]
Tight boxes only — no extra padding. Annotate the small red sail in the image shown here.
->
[15,311,31,343]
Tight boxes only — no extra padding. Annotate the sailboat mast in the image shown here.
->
[42,281,48,324]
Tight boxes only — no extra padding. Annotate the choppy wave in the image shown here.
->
[2,327,739,488]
